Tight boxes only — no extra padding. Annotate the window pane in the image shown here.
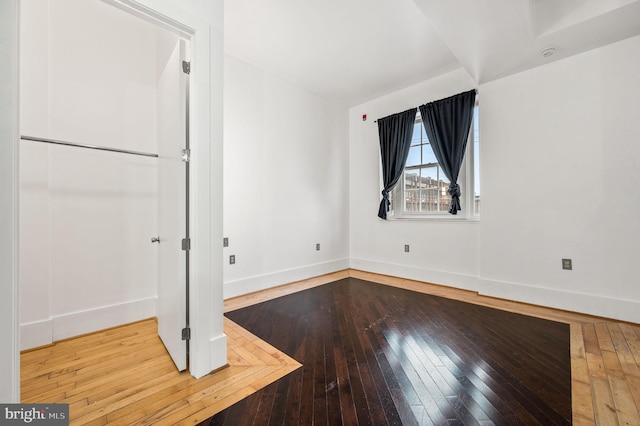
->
[404,170,419,184]
[438,167,450,212]
[421,167,438,212]
[421,166,451,212]
[406,146,421,167]
[404,170,419,189]
[404,170,420,212]
[405,188,420,213]
[422,143,437,164]
[410,123,423,146]
[420,188,438,212]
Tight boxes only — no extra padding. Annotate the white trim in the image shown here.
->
[479,278,640,324]
[223,259,351,300]
[350,258,480,292]
[351,258,640,324]
[53,297,157,342]
[105,0,224,378]
[209,333,228,373]
[385,215,479,223]
[0,0,20,403]
[20,297,157,350]
[100,0,193,38]
[20,320,52,351]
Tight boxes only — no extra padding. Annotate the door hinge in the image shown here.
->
[182,238,191,251]
[181,148,191,163]
[182,60,191,75]
[182,327,191,340]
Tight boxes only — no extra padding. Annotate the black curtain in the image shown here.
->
[377,108,417,219]
[419,90,476,215]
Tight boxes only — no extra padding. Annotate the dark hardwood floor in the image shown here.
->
[202,278,571,425]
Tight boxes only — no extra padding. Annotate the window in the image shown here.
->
[389,106,479,219]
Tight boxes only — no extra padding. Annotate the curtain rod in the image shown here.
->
[20,135,159,158]
[373,88,478,123]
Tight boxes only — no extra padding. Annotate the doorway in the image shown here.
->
[19,0,190,370]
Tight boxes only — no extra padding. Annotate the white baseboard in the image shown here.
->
[20,297,157,350]
[351,258,640,324]
[52,297,157,342]
[350,258,480,292]
[479,278,640,324]
[223,258,350,299]
[20,319,54,351]
[208,332,228,376]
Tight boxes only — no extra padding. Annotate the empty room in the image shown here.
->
[2,0,640,425]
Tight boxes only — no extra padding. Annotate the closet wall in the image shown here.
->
[20,0,178,349]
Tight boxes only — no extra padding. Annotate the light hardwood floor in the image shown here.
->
[21,318,301,425]
[21,269,640,425]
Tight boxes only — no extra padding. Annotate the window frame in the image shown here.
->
[387,105,479,221]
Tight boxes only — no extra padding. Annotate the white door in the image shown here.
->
[156,39,189,371]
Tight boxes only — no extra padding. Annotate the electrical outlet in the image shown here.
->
[223,237,229,247]
[230,255,235,265]
[404,244,410,253]
[562,258,572,270]
[316,243,320,251]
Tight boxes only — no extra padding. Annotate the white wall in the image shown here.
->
[19,0,178,348]
[478,35,640,322]
[349,68,481,290]
[349,36,640,323]
[223,55,350,298]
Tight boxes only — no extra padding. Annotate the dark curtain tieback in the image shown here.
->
[447,183,462,214]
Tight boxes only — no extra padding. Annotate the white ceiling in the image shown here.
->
[224,0,640,106]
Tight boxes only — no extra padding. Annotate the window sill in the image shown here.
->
[385,214,480,223]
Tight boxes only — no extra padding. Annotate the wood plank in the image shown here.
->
[595,322,616,352]
[582,323,602,357]
[618,323,640,365]
[608,375,640,426]
[590,376,620,425]
[571,379,595,424]
[571,322,586,352]
[626,375,640,418]
[608,323,640,378]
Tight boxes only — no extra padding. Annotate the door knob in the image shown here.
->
[151,237,160,243]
